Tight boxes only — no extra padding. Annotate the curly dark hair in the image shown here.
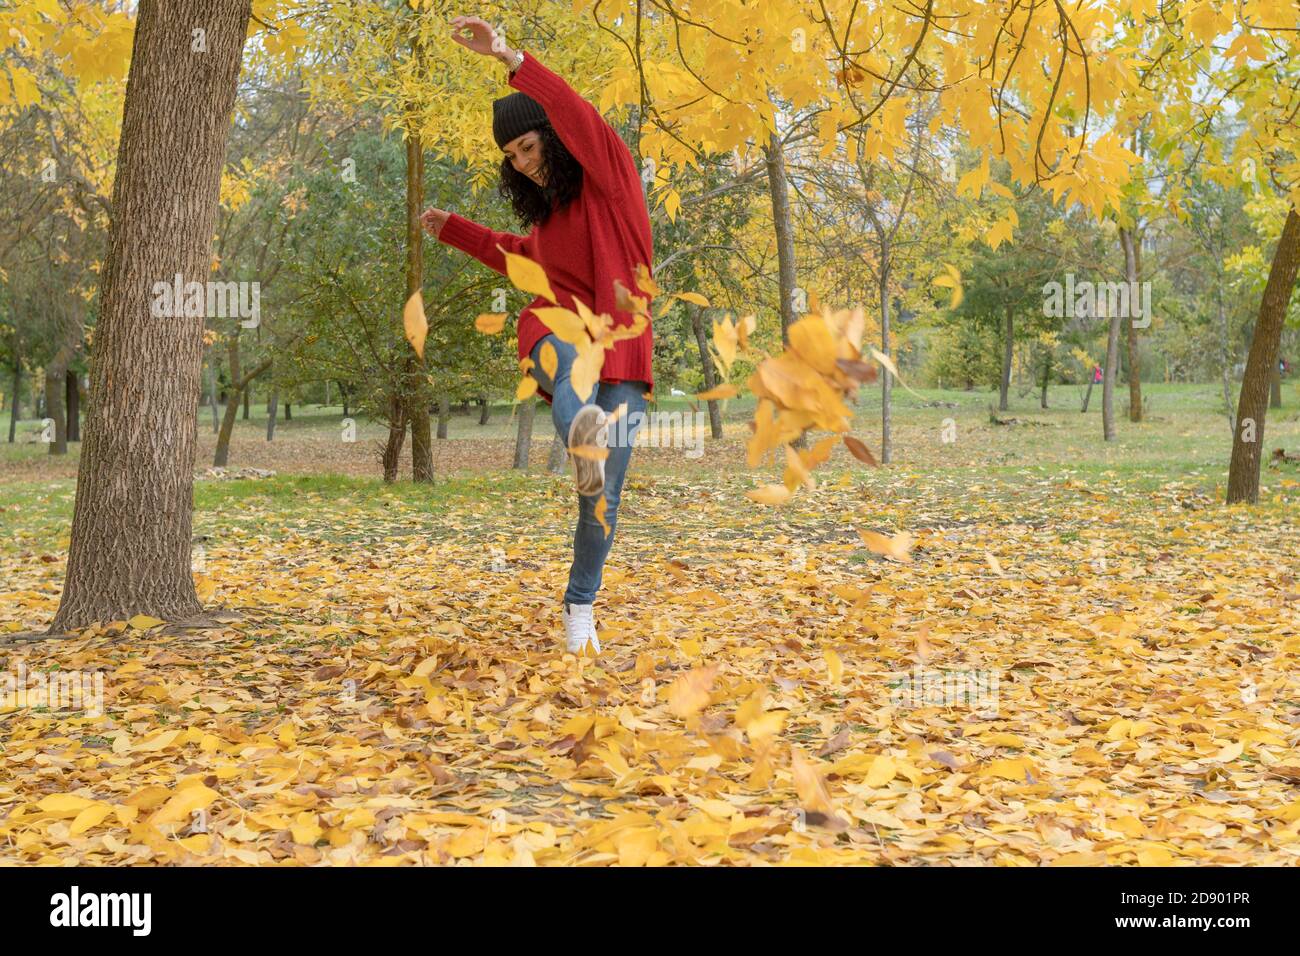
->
[498,122,584,228]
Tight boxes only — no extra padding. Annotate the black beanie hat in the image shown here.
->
[492,91,548,148]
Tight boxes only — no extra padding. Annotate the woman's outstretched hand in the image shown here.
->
[421,207,450,239]
[449,15,514,63]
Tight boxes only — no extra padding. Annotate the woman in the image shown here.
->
[422,15,655,656]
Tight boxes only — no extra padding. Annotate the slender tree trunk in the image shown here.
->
[880,260,893,463]
[999,306,1013,412]
[381,392,407,483]
[242,385,250,419]
[689,304,723,438]
[283,402,291,420]
[340,381,350,418]
[8,362,20,442]
[513,399,536,469]
[1121,227,1142,422]
[215,388,241,465]
[65,369,80,442]
[1040,351,1051,409]
[436,388,451,439]
[403,90,434,483]
[207,358,220,433]
[1218,276,1236,435]
[1102,298,1123,441]
[45,357,68,456]
[1227,208,1300,503]
[51,0,252,632]
[478,395,491,425]
[764,129,798,345]
[1081,375,1094,413]
[266,388,279,441]
[547,431,567,473]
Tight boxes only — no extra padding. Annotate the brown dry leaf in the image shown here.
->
[842,435,880,467]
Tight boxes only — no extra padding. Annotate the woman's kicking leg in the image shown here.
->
[565,379,649,606]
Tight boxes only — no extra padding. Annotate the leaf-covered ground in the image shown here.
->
[3,386,1300,865]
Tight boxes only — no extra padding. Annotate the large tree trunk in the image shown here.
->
[1227,207,1300,504]
[7,362,20,442]
[478,395,491,425]
[689,304,723,438]
[1121,227,1142,422]
[513,399,536,469]
[51,0,252,633]
[1269,366,1282,408]
[999,305,1013,412]
[764,130,798,345]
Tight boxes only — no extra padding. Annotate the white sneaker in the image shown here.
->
[567,404,609,497]
[562,602,601,655]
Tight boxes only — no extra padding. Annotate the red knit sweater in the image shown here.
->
[436,50,655,405]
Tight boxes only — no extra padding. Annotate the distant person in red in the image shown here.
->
[1092,364,1103,384]
[421,16,654,657]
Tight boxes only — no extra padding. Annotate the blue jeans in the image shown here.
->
[528,334,649,605]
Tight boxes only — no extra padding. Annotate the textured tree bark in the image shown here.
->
[1121,227,1142,422]
[51,0,252,632]
[65,369,80,442]
[513,399,536,469]
[689,304,722,438]
[1269,366,1282,408]
[999,306,1013,412]
[1227,208,1300,504]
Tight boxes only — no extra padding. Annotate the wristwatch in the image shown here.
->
[505,49,524,74]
